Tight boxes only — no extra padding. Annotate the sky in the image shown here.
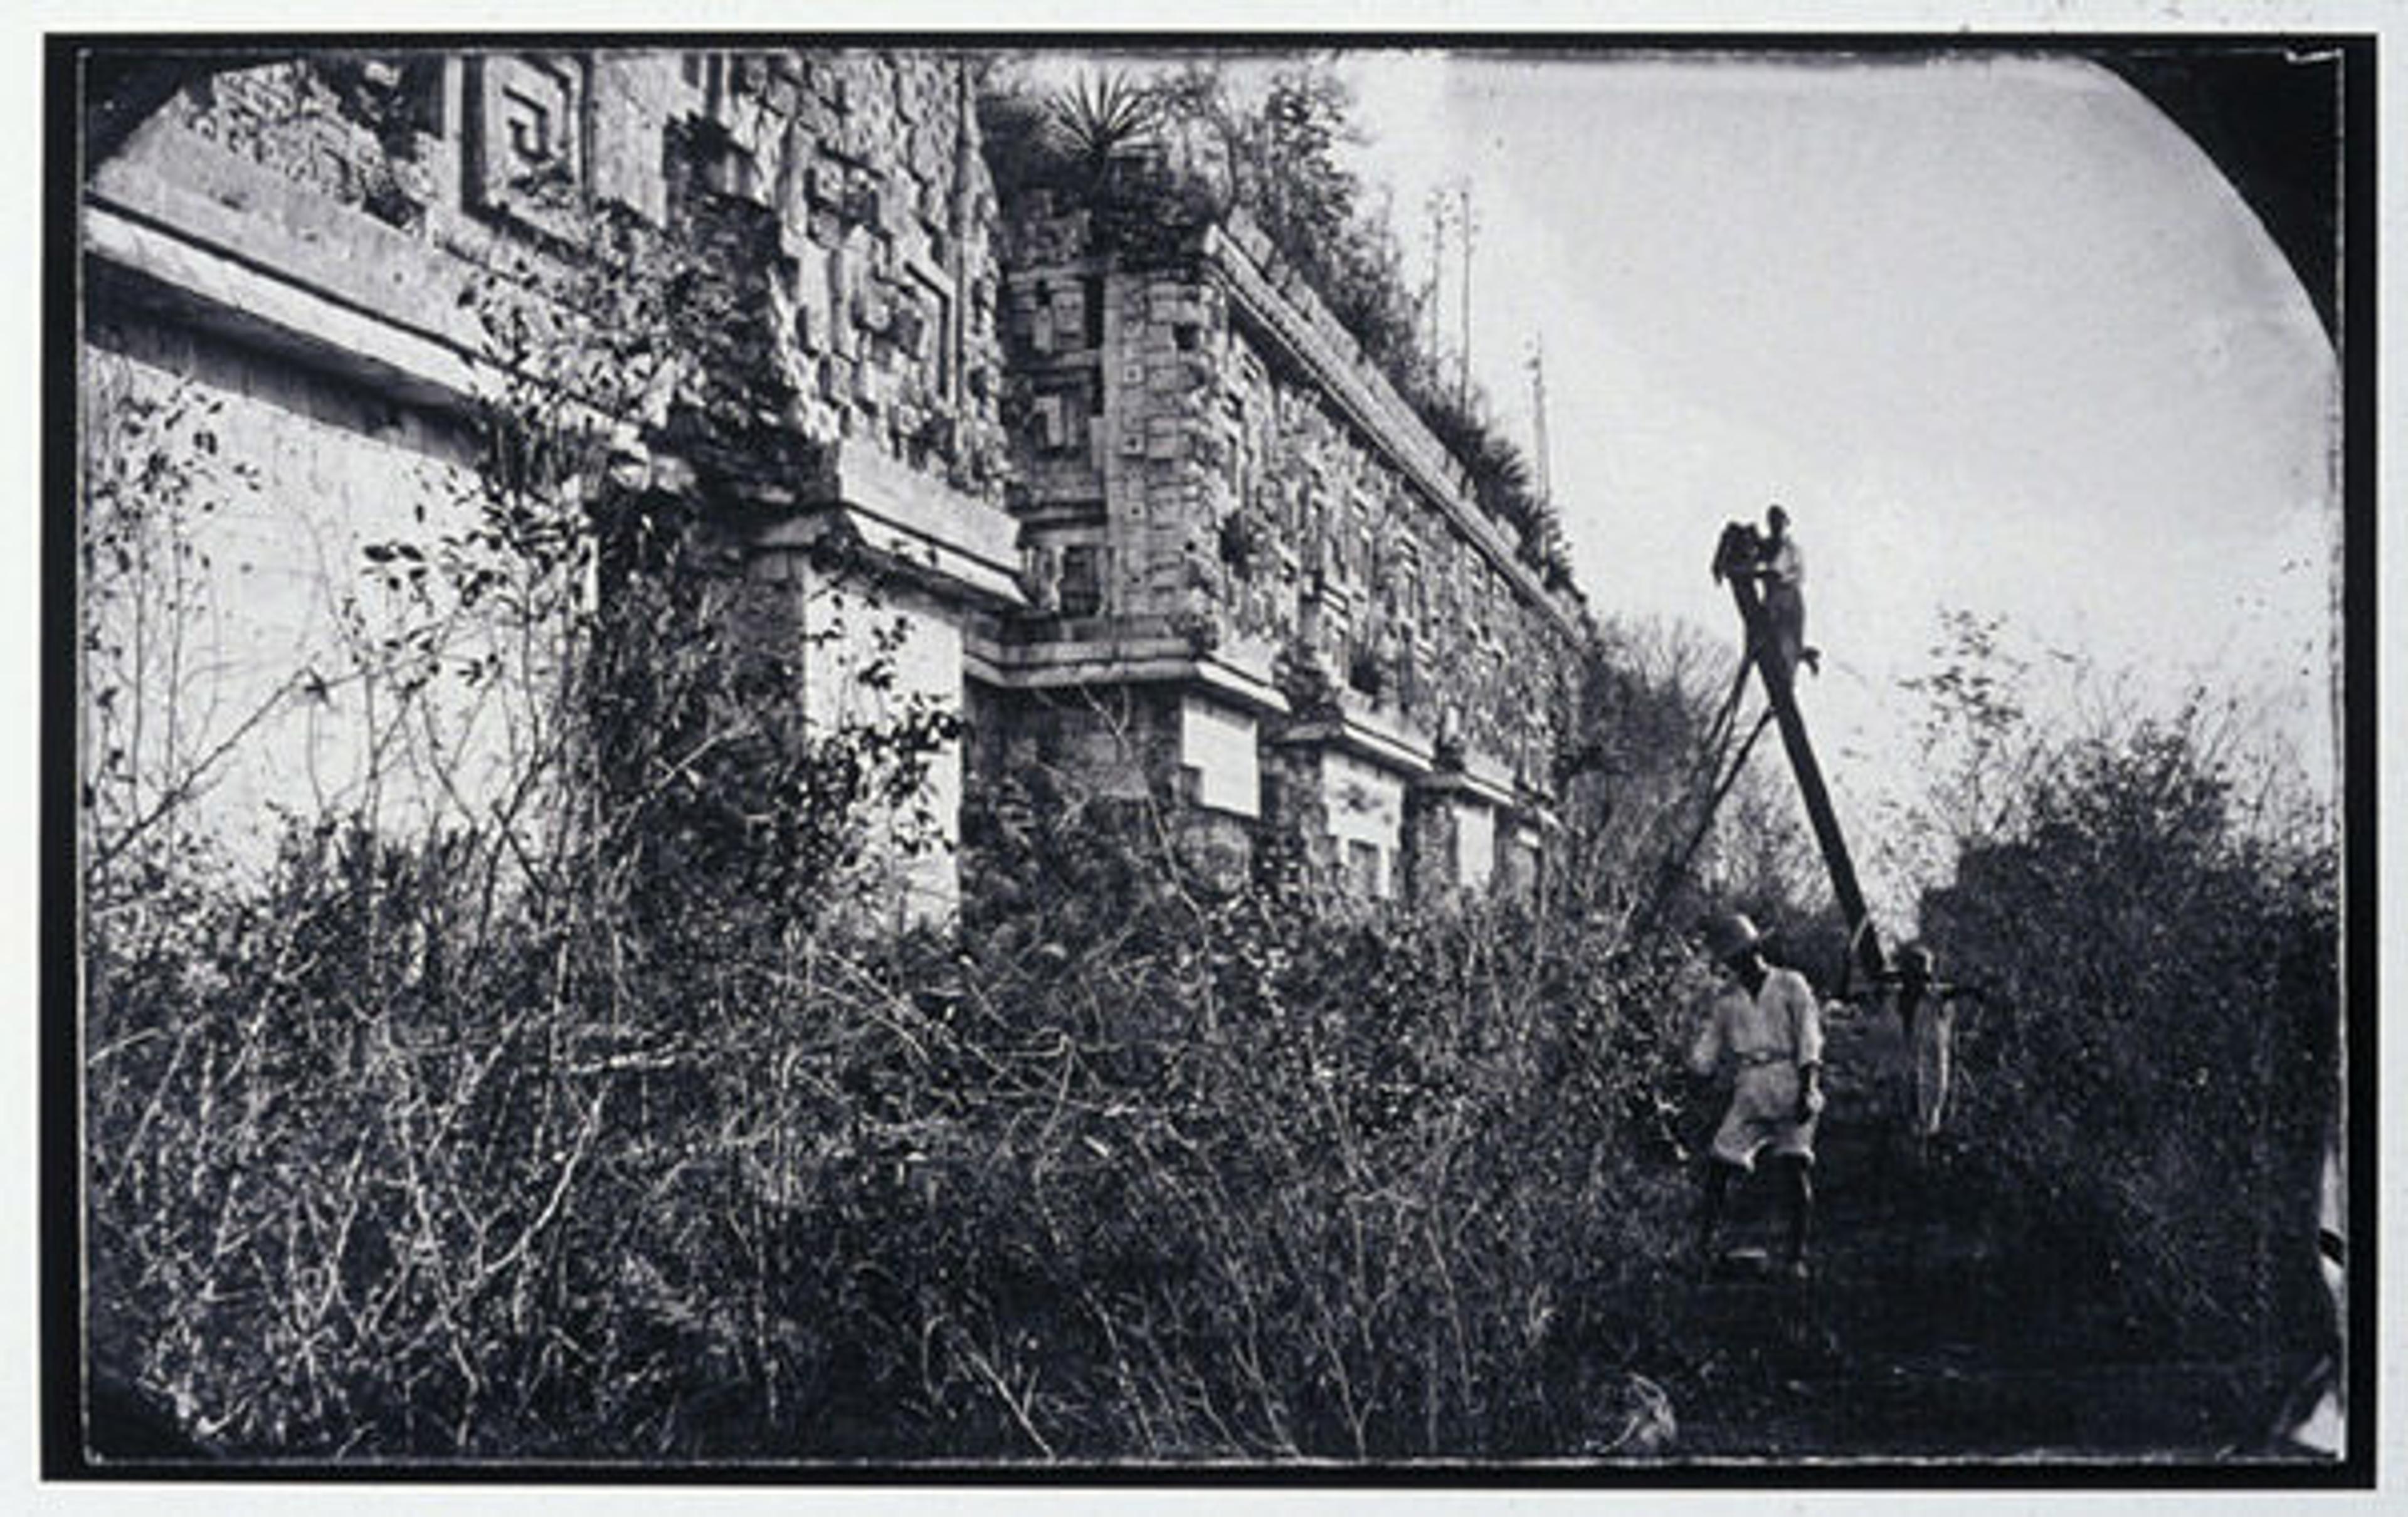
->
[1326,50,2339,911]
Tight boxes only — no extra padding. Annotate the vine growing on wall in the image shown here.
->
[80,364,276,900]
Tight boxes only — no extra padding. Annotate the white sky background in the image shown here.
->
[1332,50,2339,913]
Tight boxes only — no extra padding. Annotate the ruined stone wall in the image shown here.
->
[82,320,494,870]
[999,211,1582,801]
[162,58,457,233]
[86,47,1593,911]
[651,50,1011,500]
[83,48,1019,891]
[147,50,1008,497]
[795,574,968,924]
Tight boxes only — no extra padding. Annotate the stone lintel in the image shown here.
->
[1269,706,1541,817]
[88,120,492,404]
[961,635,1291,717]
[1009,255,1116,285]
[1512,803,1565,835]
[1267,715,1432,783]
[84,201,485,415]
[1408,766,1519,813]
[1015,495,1109,530]
[748,441,1026,608]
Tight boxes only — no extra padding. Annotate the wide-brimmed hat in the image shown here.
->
[1706,912,1764,963]
[1895,943,1936,980]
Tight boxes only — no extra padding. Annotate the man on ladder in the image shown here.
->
[1717,504,1819,680]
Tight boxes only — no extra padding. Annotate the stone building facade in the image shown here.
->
[79,48,1586,916]
[989,201,1582,902]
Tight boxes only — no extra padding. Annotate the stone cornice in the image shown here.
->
[85,119,616,425]
[85,199,485,414]
[1267,714,1434,783]
[1406,765,1523,813]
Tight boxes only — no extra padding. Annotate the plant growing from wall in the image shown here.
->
[1045,68,1161,178]
[979,59,1576,590]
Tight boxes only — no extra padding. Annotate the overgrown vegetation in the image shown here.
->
[80,156,968,1456]
[88,780,1725,1459]
[1907,629,2339,1370]
[77,115,1713,1459]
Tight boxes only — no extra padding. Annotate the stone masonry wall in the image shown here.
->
[657,50,1011,502]
[89,48,1591,909]
[159,50,1008,502]
[85,48,1016,888]
[1000,211,1581,800]
[82,321,493,872]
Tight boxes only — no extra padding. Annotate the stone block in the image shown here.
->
[844,179,883,229]
[1051,284,1086,336]
[909,122,946,181]
[890,300,929,358]
[876,181,911,239]
[587,60,672,226]
[853,279,895,334]
[805,157,845,209]
[852,358,888,408]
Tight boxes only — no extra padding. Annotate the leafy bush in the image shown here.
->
[86,780,1714,1459]
[1918,690,2337,1366]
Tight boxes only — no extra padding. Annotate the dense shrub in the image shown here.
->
[1911,680,2337,1371]
[85,795,1708,1460]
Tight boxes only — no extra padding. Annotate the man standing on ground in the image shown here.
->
[1893,942,1983,1161]
[1689,912,1826,1278]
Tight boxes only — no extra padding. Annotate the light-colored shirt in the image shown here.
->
[1690,965,1824,1076]
[1761,535,1803,589]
